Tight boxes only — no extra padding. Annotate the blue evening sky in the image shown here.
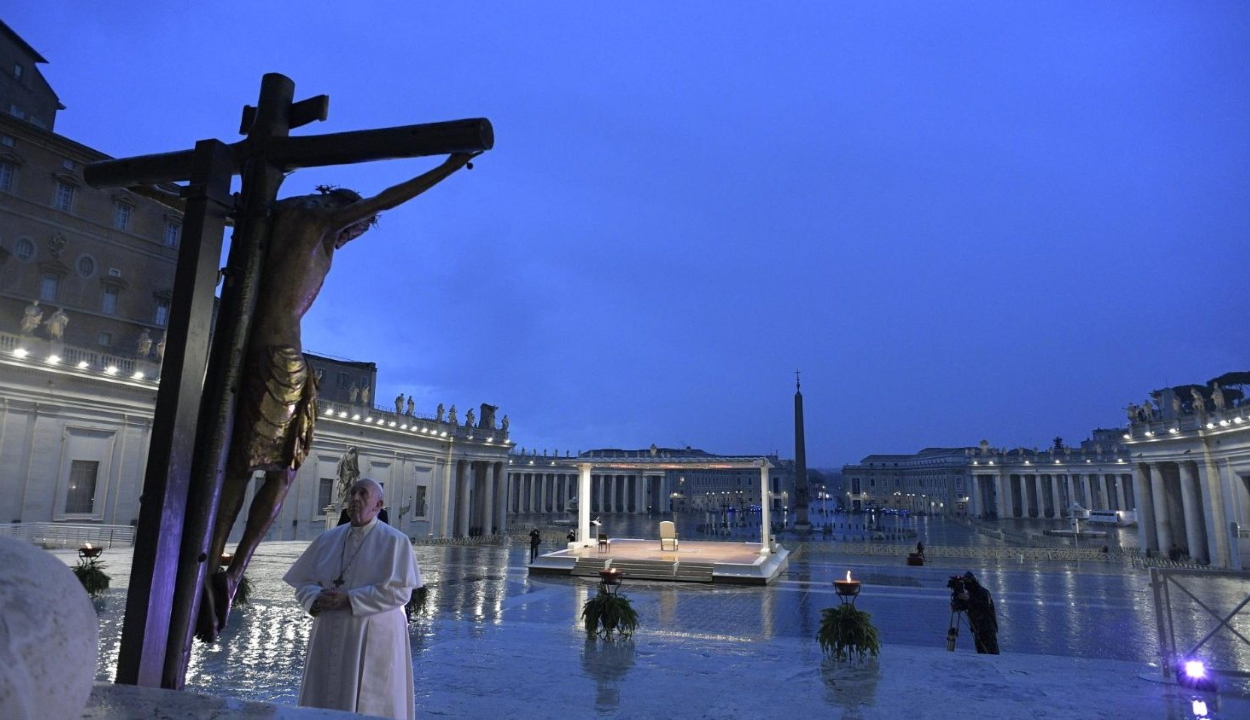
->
[6,3,1249,467]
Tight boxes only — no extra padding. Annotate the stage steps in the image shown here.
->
[609,559,677,581]
[673,561,715,583]
[572,557,610,577]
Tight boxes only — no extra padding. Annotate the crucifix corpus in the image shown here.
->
[84,73,493,689]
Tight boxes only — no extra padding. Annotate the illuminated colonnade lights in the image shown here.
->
[9,347,159,383]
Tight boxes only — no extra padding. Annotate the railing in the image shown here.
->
[319,401,510,444]
[1150,568,1250,682]
[0,522,136,548]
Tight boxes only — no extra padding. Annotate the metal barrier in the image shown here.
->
[1150,567,1250,681]
[0,522,136,548]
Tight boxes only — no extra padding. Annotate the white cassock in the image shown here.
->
[284,517,422,720]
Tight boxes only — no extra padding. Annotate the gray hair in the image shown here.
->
[355,477,384,501]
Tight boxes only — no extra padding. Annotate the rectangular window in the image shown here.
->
[64,460,99,514]
[164,221,181,247]
[97,332,112,347]
[113,202,132,230]
[154,299,170,327]
[54,182,74,211]
[39,273,59,301]
[0,161,12,192]
[414,486,428,517]
[337,372,349,389]
[12,64,22,81]
[318,477,334,511]
[101,287,119,315]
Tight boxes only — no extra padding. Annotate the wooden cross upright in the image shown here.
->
[84,73,493,690]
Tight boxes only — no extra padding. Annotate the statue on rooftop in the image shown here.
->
[19,301,42,335]
[436,403,445,422]
[448,405,457,425]
[360,385,371,406]
[406,396,414,416]
[395,393,404,415]
[501,414,510,432]
[479,403,497,429]
[1212,385,1227,411]
[156,332,167,362]
[43,307,69,342]
[465,407,475,426]
[349,385,360,403]
[1190,388,1206,415]
[137,328,153,357]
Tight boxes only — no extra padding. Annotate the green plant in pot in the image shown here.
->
[817,603,880,662]
[72,557,111,600]
[581,573,637,639]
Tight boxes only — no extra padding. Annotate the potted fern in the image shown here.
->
[817,603,880,662]
[72,556,111,600]
[581,580,638,639]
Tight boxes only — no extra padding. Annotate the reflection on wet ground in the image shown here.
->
[77,513,1248,714]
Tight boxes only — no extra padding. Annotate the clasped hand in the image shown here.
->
[311,589,349,615]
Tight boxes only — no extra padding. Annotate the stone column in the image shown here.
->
[1147,462,1172,555]
[1019,475,1031,518]
[1133,464,1158,553]
[494,463,507,534]
[482,462,495,535]
[456,460,471,538]
[1115,474,1128,512]
[1064,474,1077,512]
[1179,462,1206,563]
[966,476,980,517]
[1102,475,1114,511]
[996,473,1010,519]
[1201,457,1232,568]
[537,472,547,514]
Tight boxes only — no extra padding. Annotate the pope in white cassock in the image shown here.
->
[284,478,422,719]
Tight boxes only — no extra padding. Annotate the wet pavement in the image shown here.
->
[59,514,1250,719]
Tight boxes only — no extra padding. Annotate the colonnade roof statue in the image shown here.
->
[84,72,492,689]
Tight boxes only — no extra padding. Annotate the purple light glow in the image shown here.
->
[1183,659,1207,679]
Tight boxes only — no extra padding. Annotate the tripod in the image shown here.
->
[946,608,965,651]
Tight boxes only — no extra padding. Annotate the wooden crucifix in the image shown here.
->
[84,73,492,690]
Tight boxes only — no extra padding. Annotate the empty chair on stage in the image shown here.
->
[659,521,679,551]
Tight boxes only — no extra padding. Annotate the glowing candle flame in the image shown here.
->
[846,570,852,582]
[85,543,92,549]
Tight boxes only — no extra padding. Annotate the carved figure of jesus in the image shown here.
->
[197,152,476,642]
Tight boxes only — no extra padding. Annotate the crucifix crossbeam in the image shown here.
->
[86,72,492,691]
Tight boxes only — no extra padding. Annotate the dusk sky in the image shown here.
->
[7,3,1249,468]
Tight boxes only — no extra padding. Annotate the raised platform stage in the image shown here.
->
[527,538,790,585]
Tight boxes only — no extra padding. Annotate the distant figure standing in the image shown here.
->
[349,385,360,404]
[436,403,445,422]
[406,396,414,416]
[361,385,371,407]
[529,528,542,562]
[916,541,925,560]
[448,405,457,425]
[465,408,475,427]
[394,393,404,415]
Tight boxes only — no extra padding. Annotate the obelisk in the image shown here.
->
[793,372,811,532]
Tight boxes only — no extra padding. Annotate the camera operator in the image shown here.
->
[951,571,999,654]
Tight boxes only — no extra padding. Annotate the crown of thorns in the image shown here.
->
[316,185,379,226]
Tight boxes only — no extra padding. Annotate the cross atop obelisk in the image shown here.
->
[85,73,492,690]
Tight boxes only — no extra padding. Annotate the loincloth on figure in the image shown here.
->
[233,345,319,472]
